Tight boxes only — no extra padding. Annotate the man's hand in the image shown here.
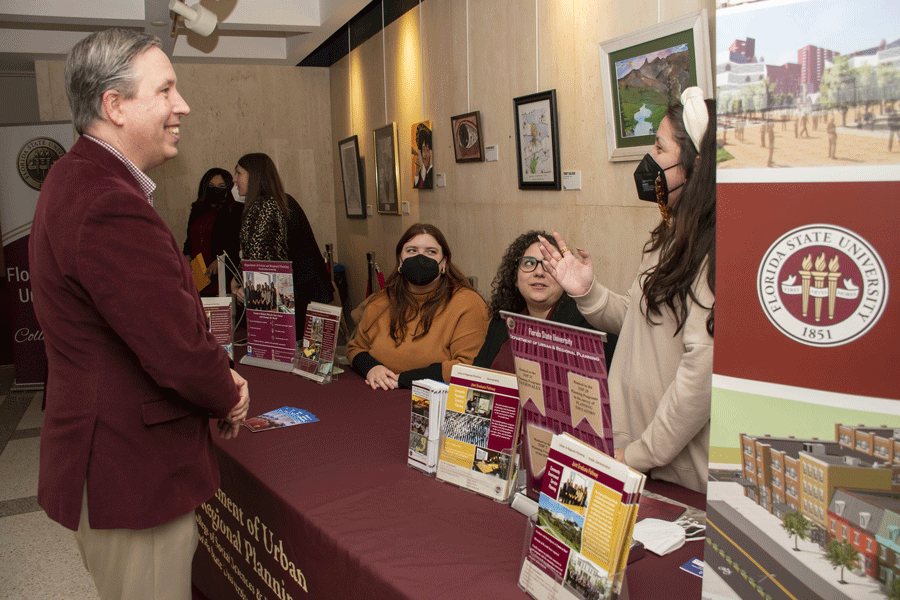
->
[219,369,250,439]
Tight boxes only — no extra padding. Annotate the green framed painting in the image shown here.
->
[599,10,713,161]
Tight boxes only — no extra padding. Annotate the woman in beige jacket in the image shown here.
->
[539,88,715,493]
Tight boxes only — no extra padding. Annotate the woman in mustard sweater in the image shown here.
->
[348,223,489,390]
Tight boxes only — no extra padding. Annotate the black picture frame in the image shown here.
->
[338,135,366,218]
[513,90,561,190]
[451,111,485,163]
[373,123,401,215]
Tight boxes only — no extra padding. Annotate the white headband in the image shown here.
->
[681,87,708,152]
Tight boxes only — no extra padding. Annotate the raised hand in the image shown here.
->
[536,231,594,297]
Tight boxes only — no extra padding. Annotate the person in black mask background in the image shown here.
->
[184,168,243,297]
[347,223,489,390]
[537,87,715,494]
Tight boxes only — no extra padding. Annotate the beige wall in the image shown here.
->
[29,0,714,316]
[33,60,336,264]
[331,0,714,313]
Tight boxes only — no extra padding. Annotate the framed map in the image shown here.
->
[513,89,561,190]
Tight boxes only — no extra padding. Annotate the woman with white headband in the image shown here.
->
[538,87,715,493]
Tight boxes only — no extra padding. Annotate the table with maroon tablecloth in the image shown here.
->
[191,359,705,600]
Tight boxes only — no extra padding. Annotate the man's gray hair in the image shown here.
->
[65,29,161,135]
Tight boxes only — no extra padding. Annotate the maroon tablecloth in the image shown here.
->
[192,360,705,600]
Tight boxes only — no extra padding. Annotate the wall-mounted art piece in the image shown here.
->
[373,123,401,214]
[599,9,713,161]
[338,135,365,218]
[513,90,561,190]
[451,111,485,163]
[411,120,433,189]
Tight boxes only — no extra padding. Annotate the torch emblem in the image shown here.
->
[757,225,888,347]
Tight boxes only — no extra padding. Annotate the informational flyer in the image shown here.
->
[241,260,296,370]
[502,311,612,501]
[293,302,342,383]
[435,365,522,502]
[201,296,234,361]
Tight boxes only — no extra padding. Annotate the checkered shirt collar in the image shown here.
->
[83,135,156,205]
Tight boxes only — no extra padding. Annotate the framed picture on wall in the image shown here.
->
[338,135,366,219]
[513,90,561,190]
[411,120,433,189]
[451,111,484,163]
[599,9,713,162]
[373,123,401,214]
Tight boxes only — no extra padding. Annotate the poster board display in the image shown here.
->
[503,312,612,501]
[240,260,296,372]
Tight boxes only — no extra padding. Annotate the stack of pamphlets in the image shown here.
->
[435,365,522,502]
[519,433,645,600]
[408,379,449,474]
[242,406,319,432]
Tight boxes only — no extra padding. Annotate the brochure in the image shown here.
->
[501,311,613,502]
[242,406,319,432]
[435,364,522,502]
[519,433,645,600]
[201,296,234,361]
[408,379,449,474]
[293,302,343,383]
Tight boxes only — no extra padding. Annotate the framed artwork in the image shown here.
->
[338,135,365,219]
[599,9,713,162]
[411,120,433,189]
[513,90,561,190]
[373,123,401,214]
[451,111,484,163]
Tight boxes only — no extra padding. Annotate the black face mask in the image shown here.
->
[400,254,441,287]
[633,154,682,224]
[205,186,231,207]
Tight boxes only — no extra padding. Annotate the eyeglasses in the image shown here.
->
[517,256,546,273]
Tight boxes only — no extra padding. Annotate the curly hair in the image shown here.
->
[376,223,473,344]
[642,98,716,337]
[487,230,560,319]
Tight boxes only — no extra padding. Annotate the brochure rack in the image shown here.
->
[293,302,342,384]
[435,365,523,502]
[518,433,644,600]
[519,519,626,600]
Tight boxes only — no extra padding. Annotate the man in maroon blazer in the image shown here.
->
[29,29,250,600]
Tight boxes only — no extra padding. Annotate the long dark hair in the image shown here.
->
[376,223,473,344]
[488,230,560,319]
[195,167,234,206]
[237,153,290,220]
[641,98,716,337]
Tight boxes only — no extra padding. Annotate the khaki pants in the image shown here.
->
[74,486,198,600]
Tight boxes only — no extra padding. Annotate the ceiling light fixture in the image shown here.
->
[168,0,217,37]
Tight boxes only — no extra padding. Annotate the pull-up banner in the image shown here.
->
[0,122,74,388]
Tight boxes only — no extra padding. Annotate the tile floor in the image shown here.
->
[0,364,97,599]
[0,365,211,600]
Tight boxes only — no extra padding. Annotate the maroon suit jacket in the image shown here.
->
[29,136,239,531]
